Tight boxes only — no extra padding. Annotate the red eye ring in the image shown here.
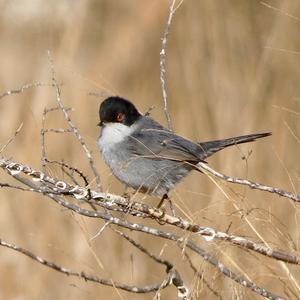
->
[116,112,125,123]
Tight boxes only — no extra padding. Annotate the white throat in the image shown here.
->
[98,122,135,150]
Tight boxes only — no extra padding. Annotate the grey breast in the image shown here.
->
[107,117,203,195]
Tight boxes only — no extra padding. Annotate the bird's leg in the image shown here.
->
[157,194,176,217]
[121,185,135,213]
[122,185,131,200]
[157,193,168,208]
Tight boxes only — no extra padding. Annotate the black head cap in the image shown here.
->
[98,96,141,126]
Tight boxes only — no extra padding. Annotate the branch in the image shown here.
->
[0,158,285,299]
[160,0,183,130]
[181,250,222,299]
[182,241,284,300]
[0,123,23,153]
[0,237,170,294]
[197,162,300,202]
[0,82,55,100]
[113,229,190,299]
[47,52,102,191]
[40,106,87,187]
[1,158,299,267]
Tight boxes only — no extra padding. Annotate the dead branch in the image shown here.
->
[47,52,102,191]
[0,158,286,299]
[1,158,299,267]
[197,162,300,202]
[160,0,183,130]
[0,123,23,153]
[0,237,171,294]
[113,229,190,299]
[0,82,54,100]
[181,250,222,299]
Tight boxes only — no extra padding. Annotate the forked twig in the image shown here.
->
[0,237,170,294]
[41,106,73,171]
[113,229,190,299]
[47,51,102,191]
[181,249,222,299]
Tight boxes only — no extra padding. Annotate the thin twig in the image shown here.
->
[43,128,73,133]
[47,51,102,191]
[0,82,55,100]
[0,123,23,153]
[160,0,183,130]
[181,249,222,299]
[0,237,170,294]
[41,107,48,171]
[196,162,300,202]
[113,228,173,270]
[113,229,190,299]
[40,106,73,171]
[0,182,37,192]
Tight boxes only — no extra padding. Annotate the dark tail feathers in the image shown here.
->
[198,132,271,159]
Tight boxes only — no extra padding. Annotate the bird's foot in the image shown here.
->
[157,194,176,217]
[122,191,131,200]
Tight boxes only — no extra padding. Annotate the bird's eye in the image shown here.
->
[116,112,125,123]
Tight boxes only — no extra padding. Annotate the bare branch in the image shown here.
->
[182,242,284,300]
[0,158,285,299]
[40,106,73,171]
[42,195,286,299]
[43,128,73,133]
[0,182,37,192]
[113,228,172,270]
[160,0,183,130]
[0,123,23,153]
[47,51,102,191]
[181,250,222,299]
[113,229,190,299]
[1,158,299,267]
[0,237,170,294]
[197,162,300,202]
[45,158,90,187]
[0,82,55,100]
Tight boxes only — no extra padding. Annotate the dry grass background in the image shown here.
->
[0,0,299,299]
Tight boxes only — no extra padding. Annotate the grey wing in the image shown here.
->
[128,117,204,163]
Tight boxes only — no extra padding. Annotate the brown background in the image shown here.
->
[0,0,299,299]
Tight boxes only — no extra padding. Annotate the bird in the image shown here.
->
[97,96,271,204]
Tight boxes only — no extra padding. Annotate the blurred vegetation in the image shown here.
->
[0,0,299,299]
